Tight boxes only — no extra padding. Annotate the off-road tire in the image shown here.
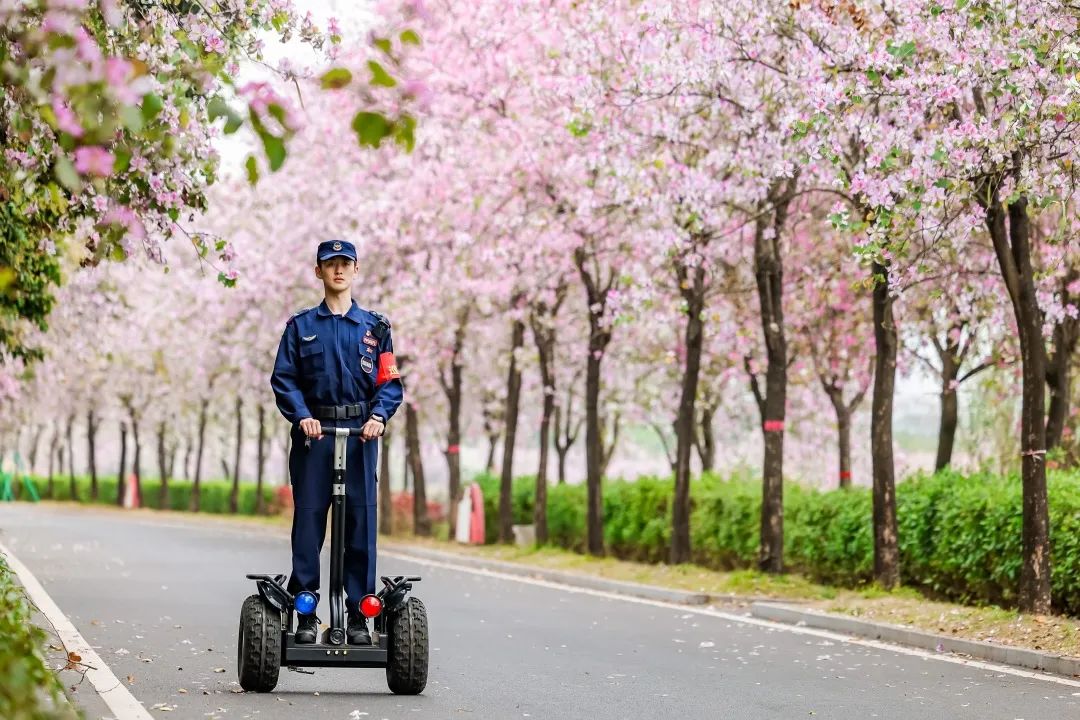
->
[385,597,428,694]
[237,594,282,692]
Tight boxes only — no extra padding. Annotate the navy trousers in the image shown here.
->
[286,422,379,613]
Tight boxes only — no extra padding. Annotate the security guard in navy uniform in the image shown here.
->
[270,239,403,645]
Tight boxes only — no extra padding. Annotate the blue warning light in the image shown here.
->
[294,591,317,615]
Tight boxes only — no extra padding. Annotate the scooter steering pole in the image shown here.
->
[326,426,357,646]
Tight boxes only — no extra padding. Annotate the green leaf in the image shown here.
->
[120,105,144,133]
[113,147,132,173]
[245,155,259,185]
[567,118,591,138]
[266,103,288,129]
[54,156,81,192]
[394,113,416,152]
[400,29,421,46]
[208,97,244,134]
[260,132,286,171]
[351,111,392,148]
[141,93,164,121]
[373,37,393,55]
[320,67,353,90]
[368,60,397,88]
[886,40,916,61]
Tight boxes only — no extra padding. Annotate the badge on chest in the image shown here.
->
[360,354,374,374]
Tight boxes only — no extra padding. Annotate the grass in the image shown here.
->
[390,535,1080,658]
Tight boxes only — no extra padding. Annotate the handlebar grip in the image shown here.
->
[316,425,364,436]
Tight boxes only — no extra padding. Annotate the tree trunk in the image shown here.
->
[575,246,615,557]
[695,405,716,474]
[821,382,857,489]
[870,261,900,588]
[65,414,77,501]
[157,421,169,510]
[837,408,852,488]
[230,396,243,514]
[167,441,178,483]
[129,408,142,508]
[1046,291,1078,450]
[117,422,127,507]
[499,313,526,544]
[46,425,57,498]
[672,264,706,564]
[380,426,393,536]
[552,390,580,486]
[442,314,466,540]
[984,189,1051,612]
[402,424,411,493]
[752,193,790,575]
[87,410,98,500]
[484,434,498,475]
[28,424,42,476]
[936,358,960,472]
[532,329,555,546]
[255,405,266,515]
[192,399,209,512]
[183,437,192,482]
[405,404,430,536]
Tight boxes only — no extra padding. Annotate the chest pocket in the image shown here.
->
[299,341,325,372]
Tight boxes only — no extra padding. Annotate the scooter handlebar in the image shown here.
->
[312,425,364,436]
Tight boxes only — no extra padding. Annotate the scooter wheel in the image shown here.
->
[237,594,282,692]
[386,597,428,695]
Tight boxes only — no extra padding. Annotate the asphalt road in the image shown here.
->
[2,503,1078,720]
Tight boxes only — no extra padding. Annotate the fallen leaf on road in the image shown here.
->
[213,668,225,673]
[68,651,82,663]
[49,644,63,651]
[127,675,135,685]
[115,648,130,655]
[699,642,715,648]
[230,688,244,694]
[313,691,320,696]
[141,658,153,663]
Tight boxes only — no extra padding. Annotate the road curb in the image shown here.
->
[751,601,1080,678]
[383,543,714,605]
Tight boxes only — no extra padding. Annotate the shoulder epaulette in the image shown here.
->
[369,310,392,340]
[286,307,314,325]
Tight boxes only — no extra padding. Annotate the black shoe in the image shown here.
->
[347,611,371,645]
[295,614,319,644]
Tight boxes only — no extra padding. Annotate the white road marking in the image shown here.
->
[382,550,1080,690]
[0,540,154,720]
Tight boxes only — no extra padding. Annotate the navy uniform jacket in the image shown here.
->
[271,300,403,428]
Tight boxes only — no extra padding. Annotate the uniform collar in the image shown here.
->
[316,299,366,324]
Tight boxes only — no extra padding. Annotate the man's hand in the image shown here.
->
[361,417,385,441]
[299,417,322,439]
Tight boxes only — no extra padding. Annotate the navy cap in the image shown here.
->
[316,239,357,263]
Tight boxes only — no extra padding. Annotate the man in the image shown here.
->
[270,239,403,645]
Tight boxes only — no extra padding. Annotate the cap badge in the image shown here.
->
[332,241,342,251]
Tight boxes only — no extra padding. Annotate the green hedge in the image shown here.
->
[471,468,1080,615]
[20,475,279,515]
[0,556,70,720]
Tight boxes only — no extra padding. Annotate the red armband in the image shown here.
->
[376,352,401,386]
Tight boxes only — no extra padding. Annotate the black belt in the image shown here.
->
[314,403,369,420]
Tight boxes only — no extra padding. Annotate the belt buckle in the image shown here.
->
[336,406,346,420]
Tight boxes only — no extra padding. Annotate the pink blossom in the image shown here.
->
[205,35,226,54]
[73,146,115,177]
[52,98,83,137]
